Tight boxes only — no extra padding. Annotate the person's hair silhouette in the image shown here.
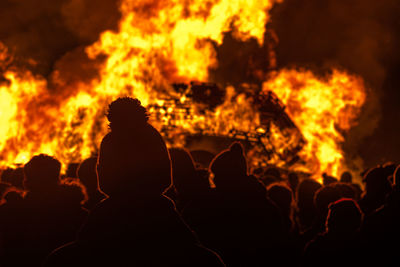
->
[24,154,61,192]
[302,198,364,267]
[97,97,172,198]
[325,198,362,235]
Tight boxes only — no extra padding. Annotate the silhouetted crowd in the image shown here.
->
[0,97,399,266]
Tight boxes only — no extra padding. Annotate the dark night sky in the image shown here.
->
[1,0,399,169]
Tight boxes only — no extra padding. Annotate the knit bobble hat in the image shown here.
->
[210,142,247,176]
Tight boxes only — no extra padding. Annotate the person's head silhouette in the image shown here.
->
[169,148,209,196]
[326,198,362,235]
[210,142,247,177]
[97,97,171,198]
[340,171,352,183]
[363,166,391,197]
[23,154,61,192]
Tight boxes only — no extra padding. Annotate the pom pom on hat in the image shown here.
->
[210,142,247,176]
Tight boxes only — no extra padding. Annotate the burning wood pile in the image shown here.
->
[0,0,367,180]
[149,82,305,169]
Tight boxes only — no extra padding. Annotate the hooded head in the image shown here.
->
[209,142,254,194]
[209,142,247,177]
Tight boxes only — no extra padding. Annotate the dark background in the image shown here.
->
[1,0,399,168]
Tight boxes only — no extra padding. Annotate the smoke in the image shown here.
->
[1,0,398,169]
[209,30,277,88]
[269,0,400,169]
[270,0,399,87]
[0,0,121,77]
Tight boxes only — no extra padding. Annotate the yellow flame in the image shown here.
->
[263,69,366,178]
[0,0,367,181]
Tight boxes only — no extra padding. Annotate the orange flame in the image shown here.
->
[0,0,366,179]
[263,69,366,178]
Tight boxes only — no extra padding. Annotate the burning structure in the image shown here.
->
[149,82,305,169]
[0,0,367,179]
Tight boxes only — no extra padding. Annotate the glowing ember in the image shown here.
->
[0,0,366,179]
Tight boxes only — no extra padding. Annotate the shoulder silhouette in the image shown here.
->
[45,97,224,267]
[0,154,87,266]
[302,198,364,267]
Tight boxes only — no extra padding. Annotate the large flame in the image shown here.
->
[0,0,366,179]
[263,69,366,178]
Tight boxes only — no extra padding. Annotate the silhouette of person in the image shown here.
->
[76,157,106,210]
[268,183,297,236]
[322,173,338,186]
[340,171,352,183]
[361,164,400,266]
[340,171,362,200]
[0,154,87,267]
[295,179,322,231]
[0,186,25,264]
[45,97,224,266]
[359,166,392,215]
[267,183,301,266]
[168,147,220,250]
[302,198,364,267]
[208,142,283,266]
[168,148,209,210]
[301,182,356,247]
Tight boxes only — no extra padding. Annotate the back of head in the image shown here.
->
[169,148,208,194]
[322,173,338,186]
[210,142,247,178]
[297,178,322,207]
[314,183,354,214]
[23,154,61,192]
[97,98,171,198]
[326,198,362,235]
[363,166,392,196]
[77,157,99,192]
[267,183,293,213]
[340,171,352,183]
[107,97,149,133]
[209,142,249,192]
